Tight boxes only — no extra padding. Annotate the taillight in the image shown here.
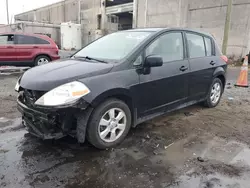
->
[56,45,59,55]
[221,55,228,63]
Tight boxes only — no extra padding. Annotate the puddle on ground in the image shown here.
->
[156,134,250,188]
[0,130,30,187]
[0,117,23,133]
[1,123,250,187]
[169,173,250,188]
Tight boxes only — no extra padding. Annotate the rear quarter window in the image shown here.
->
[204,37,212,56]
[186,33,206,58]
[35,37,50,44]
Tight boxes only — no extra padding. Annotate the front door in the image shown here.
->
[185,32,217,100]
[137,32,190,117]
[0,34,17,64]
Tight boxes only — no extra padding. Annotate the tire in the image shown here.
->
[34,55,50,66]
[87,98,132,149]
[204,78,223,108]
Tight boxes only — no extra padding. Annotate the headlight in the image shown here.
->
[35,81,90,106]
[15,77,21,92]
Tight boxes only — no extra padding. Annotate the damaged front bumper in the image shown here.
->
[17,94,89,140]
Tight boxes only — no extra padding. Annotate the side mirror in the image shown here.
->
[145,55,163,67]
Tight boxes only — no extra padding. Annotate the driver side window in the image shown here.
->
[145,32,184,62]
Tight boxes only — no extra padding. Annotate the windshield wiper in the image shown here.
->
[74,56,108,64]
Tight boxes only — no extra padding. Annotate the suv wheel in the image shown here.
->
[87,99,131,149]
[35,55,50,66]
[204,78,223,108]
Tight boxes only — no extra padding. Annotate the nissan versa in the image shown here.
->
[15,28,228,149]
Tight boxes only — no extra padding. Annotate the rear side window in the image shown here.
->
[16,35,50,45]
[35,37,50,44]
[146,32,184,62]
[0,35,14,45]
[204,37,212,56]
[186,33,206,58]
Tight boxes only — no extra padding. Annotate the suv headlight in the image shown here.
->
[35,81,90,106]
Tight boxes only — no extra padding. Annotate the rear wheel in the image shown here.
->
[34,55,50,66]
[204,78,223,108]
[87,98,131,149]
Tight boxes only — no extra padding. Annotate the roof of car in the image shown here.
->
[0,32,52,40]
[125,27,213,37]
[126,28,164,32]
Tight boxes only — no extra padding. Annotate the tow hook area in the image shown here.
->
[76,107,93,143]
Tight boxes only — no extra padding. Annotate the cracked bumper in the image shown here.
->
[17,96,88,140]
[17,98,65,139]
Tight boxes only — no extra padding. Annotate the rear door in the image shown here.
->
[15,35,52,64]
[0,34,17,63]
[34,36,53,54]
[137,31,190,116]
[15,34,38,64]
[186,32,216,100]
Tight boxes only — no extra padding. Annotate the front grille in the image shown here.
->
[23,89,46,107]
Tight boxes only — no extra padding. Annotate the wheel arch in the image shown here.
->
[89,88,135,126]
[34,54,52,61]
[213,67,226,89]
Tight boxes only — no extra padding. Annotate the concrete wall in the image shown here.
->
[137,0,250,59]
[13,0,250,58]
[14,0,102,47]
[15,0,79,24]
[80,0,102,46]
[188,0,250,58]
[137,0,183,27]
[0,22,60,47]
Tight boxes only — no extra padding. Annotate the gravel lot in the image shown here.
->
[1,67,250,188]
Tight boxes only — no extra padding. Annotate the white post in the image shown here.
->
[6,0,9,24]
[78,0,81,24]
[101,0,106,31]
[144,0,148,27]
[133,0,138,28]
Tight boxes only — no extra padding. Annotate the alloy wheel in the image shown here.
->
[210,82,221,105]
[98,108,127,143]
[37,58,49,65]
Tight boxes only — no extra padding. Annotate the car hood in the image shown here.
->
[20,59,114,91]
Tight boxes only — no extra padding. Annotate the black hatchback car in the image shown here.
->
[16,28,227,149]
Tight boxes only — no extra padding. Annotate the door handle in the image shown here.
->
[33,46,39,48]
[210,61,216,66]
[7,46,13,48]
[179,66,188,72]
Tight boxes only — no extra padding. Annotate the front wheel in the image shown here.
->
[204,78,223,108]
[87,99,132,149]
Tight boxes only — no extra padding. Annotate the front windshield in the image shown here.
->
[74,31,151,61]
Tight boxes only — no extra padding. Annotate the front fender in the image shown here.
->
[78,69,139,106]
[90,88,132,107]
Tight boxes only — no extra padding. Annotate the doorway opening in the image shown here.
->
[116,12,133,30]
[105,0,134,32]
[106,0,133,7]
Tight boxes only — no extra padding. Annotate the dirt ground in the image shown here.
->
[1,67,250,188]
